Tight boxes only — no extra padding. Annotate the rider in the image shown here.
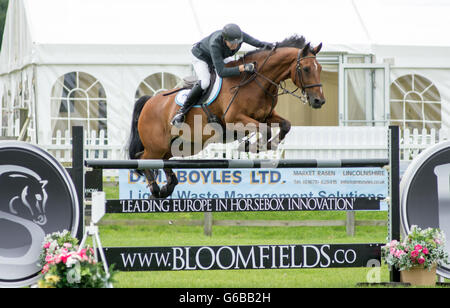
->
[170,23,274,127]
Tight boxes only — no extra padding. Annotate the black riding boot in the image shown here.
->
[170,82,203,127]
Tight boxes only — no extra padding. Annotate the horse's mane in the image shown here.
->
[244,34,307,58]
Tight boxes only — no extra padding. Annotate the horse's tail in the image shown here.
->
[128,95,151,160]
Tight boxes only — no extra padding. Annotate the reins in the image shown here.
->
[221,46,277,121]
[221,45,322,121]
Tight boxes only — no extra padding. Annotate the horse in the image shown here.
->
[0,165,48,225]
[128,35,325,198]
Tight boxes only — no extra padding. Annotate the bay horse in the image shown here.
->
[128,35,325,198]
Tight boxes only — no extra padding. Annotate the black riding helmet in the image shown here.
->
[222,23,243,45]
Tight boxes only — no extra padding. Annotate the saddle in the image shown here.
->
[173,71,222,124]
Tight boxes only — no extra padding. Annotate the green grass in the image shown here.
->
[100,225,386,246]
[112,267,390,288]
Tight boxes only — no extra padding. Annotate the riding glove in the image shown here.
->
[244,63,255,73]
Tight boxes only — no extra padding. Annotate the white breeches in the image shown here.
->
[191,52,234,90]
[191,53,211,90]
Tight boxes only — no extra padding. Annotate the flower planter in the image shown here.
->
[382,226,448,287]
[400,264,437,286]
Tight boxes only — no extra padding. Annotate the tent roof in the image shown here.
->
[23,0,372,50]
[1,0,450,74]
[25,0,199,45]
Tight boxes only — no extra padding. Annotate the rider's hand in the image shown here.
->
[242,63,255,73]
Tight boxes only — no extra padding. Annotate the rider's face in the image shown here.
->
[225,40,239,50]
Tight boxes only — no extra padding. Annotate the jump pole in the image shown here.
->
[85,158,389,170]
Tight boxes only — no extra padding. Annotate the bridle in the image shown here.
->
[293,49,323,91]
[252,47,323,105]
[222,45,322,120]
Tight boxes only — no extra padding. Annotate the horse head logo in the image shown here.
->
[0,165,49,226]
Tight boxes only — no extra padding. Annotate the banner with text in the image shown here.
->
[103,243,382,271]
[107,197,381,213]
[119,167,388,210]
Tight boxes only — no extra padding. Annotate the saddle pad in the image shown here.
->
[175,76,222,108]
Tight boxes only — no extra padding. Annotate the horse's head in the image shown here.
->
[291,42,325,109]
[23,178,48,225]
[7,172,48,226]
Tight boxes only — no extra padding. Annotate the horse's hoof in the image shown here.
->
[159,185,174,199]
[149,193,160,199]
[148,186,161,199]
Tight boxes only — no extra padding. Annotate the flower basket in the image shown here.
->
[37,230,116,288]
[400,264,437,286]
[382,226,449,287]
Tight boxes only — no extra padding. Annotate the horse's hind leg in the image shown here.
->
[158,152,178,198]
[144,169,161,198]
[159,168,178,198]
[138,149,163,198]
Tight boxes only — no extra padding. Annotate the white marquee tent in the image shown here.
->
[1,0,450,158]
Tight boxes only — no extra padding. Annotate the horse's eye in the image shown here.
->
[35,194,42,201]
[303,67,310,73]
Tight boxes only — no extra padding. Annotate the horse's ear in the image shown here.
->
[313,42,322,55]
[301,42,311,57]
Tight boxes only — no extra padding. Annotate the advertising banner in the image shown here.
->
[119,167,388,210]
[103,243,382,271]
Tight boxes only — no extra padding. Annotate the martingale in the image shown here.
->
[107,196,381,213]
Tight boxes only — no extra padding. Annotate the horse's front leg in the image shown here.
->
[265,111,291,150]
[226,115,263,153]
[240,122,273,153]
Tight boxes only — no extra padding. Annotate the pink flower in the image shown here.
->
[41,264,49,274]
[45,255,54,265]
[60,254,70,264]
[79,248,87,257]
[434,238,442,245]
[422,247,429,255]
[411,250,419,258]
[414,244,422,251]
[63,243,72,249]
[395,250,405,258]
[43,242,51,249]
[418,257,425,264]
[78,249,89,261]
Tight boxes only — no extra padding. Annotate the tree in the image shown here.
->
[0,0,9,49]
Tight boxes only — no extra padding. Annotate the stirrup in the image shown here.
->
[170,112,185,127]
